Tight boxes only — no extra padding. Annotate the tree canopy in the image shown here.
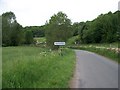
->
[1,10,119,47]
[45,12,73,49]
[2,12,34,46]
[71,11,120,44]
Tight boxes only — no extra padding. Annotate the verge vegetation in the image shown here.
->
[69,43,119,63]
[2,46,76,88]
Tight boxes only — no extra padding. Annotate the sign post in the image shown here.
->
[54,42,65,56]
[54,42,65,46]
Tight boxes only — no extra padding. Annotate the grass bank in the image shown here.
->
[2,46,75,88]
[69,43,119,63]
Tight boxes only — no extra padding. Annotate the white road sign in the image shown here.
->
[54,42,65,45]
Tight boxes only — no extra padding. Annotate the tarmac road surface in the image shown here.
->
[70,50,118,88]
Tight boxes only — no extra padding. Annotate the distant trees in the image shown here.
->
[2,11,46,46]
[24,30,33,44]
[0,15,2,46]
[24,26,45,37]
[2,12,34,46]
[72,22,80,36]
[45,12,73,49]
[2,10,119,47]
[2,12,23,46]
[71,11,120,44]
[10,23,23,46]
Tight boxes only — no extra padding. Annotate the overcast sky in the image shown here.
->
[0,0,119,27]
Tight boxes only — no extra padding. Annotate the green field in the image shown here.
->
[2,46,75,88]
[34,37,46,42]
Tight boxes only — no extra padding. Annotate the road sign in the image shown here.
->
[54,42,65,45]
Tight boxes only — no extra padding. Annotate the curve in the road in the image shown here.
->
[70,50,118,88]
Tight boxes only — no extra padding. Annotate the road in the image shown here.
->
[70,50,118,88]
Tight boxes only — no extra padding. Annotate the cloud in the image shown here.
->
[119,1,120,10]
[0,0,119,27]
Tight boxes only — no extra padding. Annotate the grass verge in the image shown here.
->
[2,46,75,88]
[70,46,119,63]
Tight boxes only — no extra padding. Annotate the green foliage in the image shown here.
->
[69,43,119,63]
[10,23,23,46]
[2,12,24,46]
[77,47,118,63]
[2,47,75,88]
[72,22,85,37]
[24,25,46,37]
[2,10,119,46]
[46,12,73,49]
[24,30,33,44]
[2,12,35,46]
[0,15,2,46]
[72,11,120,44]
[34,37,46,42]
[67,35,80,45]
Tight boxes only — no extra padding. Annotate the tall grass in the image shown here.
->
[0,47,2,89]
[80,47,118,62]
[70,46,119,63]
[2,46,75,88]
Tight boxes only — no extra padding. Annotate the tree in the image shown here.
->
[46,12,72,49]
[0,15,2,46]
[79,11,120,44]
[72,22,80,36]
[10,23,23,46]
[24,30,33,44]
[24,26,46,37]
[2,11,23,46]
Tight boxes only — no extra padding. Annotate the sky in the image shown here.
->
[0,0,119,27]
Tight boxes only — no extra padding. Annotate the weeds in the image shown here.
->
[2,46,75,88]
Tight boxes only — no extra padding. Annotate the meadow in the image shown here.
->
[2,46,75,88]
